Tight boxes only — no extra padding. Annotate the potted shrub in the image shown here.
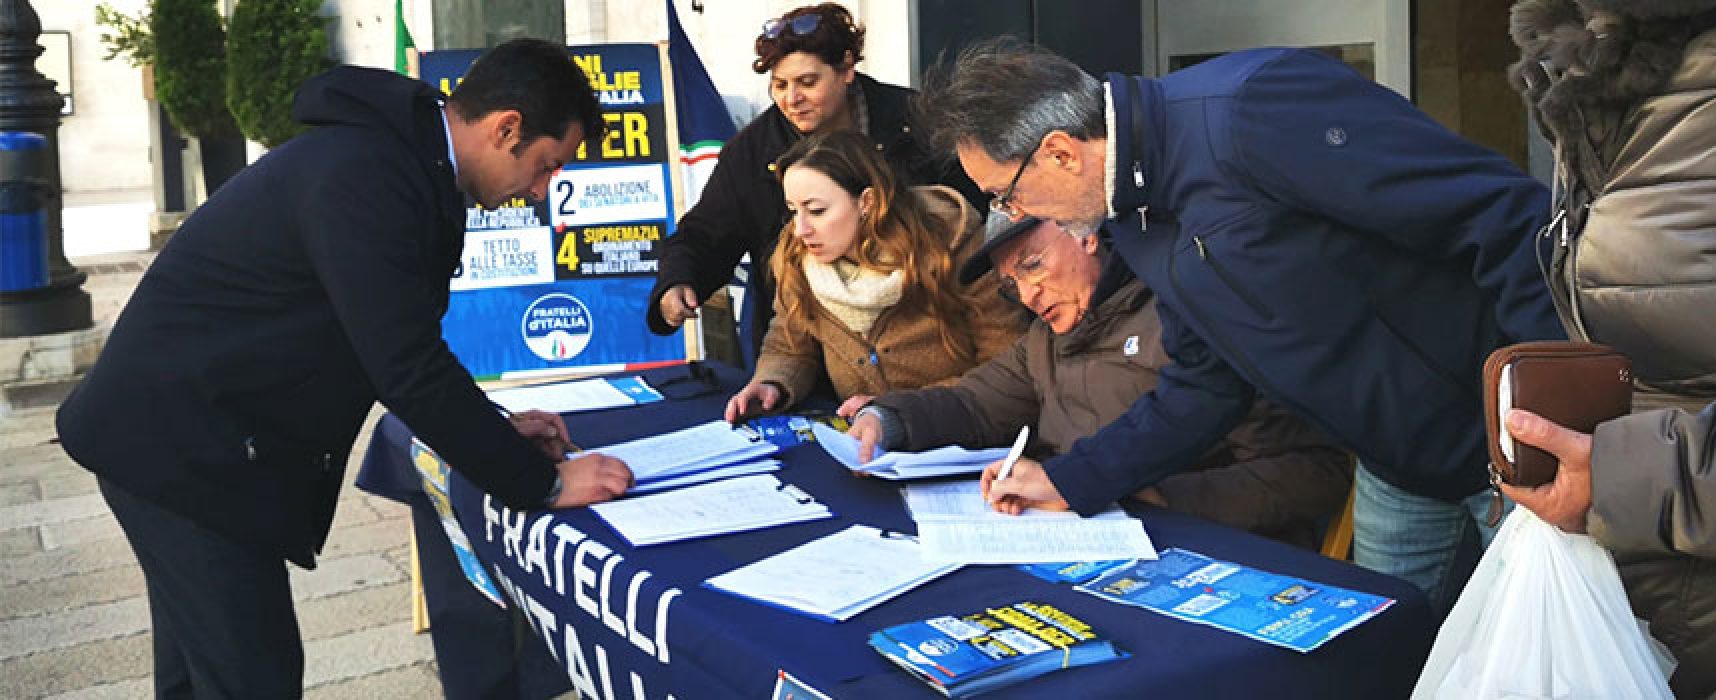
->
[151,0,246,195]
[225,0,333,148]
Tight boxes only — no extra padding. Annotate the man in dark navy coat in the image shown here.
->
[918,39,1564,615]
[56,39,631,697]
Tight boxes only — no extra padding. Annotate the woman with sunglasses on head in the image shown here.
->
[648,3,980,364]
[722,130,1021,423]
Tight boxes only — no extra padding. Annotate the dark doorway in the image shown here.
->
[915,0,1144,80]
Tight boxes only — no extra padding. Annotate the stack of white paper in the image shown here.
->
[487,376,662,414]
[904,480,1157,564]
[704,525,962,622]
[904,480,1128,521]
[589,474,830,547]
[627,459,782,495]
[810,422,1010,480]
[586,420,781,492]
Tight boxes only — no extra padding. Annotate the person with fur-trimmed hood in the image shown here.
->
[1504,0,1716,694]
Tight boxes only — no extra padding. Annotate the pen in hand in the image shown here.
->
[994,425,1030,483]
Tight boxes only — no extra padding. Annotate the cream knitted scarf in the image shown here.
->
[801,257,904,336]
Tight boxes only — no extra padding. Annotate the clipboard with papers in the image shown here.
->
[583,419,782,493]
[703,525,963,622]
[589,474,832,547]
[903,480,1158,565]
[810,422,1010,480]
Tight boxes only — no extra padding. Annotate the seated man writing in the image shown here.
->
[848,216,1352,548]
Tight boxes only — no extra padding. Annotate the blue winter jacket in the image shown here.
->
[1046,48,1563,514]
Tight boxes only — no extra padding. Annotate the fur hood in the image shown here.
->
[1509,0,1716,192]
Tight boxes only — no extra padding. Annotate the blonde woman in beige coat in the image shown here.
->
[723,130,1023,422]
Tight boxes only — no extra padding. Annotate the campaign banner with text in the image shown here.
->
[422,43,684,379]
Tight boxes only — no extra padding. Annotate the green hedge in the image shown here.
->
[150,0,236,139]
[226,0,332,147]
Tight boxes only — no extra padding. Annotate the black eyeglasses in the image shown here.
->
[996,247,1050,304]
[990,139,1041,219]
[761,13,822,40]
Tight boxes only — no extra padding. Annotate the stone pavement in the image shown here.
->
[0,248,445,698]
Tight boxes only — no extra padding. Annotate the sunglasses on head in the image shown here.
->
[761,13,822,40]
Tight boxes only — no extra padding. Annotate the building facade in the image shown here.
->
[43,0,1537,197]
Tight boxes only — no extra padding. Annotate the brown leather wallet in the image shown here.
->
[1482,341,1632,488]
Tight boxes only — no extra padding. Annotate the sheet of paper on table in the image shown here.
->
[589,474,830,547]
[903,481,1156,564]
[704,524,962,622]
[487,376,662,414]
[585,419,779,484]
[903,479,1129,521]
[811,422,1009,480]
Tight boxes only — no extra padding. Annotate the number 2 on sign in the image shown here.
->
[555,179,577,217]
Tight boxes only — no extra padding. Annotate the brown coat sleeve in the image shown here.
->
[1153,401,1354,536]
[875,329,1041,451]
[749,298,824,408]
[1589,403,1716,559]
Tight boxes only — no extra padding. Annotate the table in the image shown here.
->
[359,363,1433,699]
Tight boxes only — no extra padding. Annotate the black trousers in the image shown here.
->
[100,478,304,699]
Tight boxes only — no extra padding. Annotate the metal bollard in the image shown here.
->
[0,131,49,293]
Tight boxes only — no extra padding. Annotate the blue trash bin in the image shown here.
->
[0,131,49,293]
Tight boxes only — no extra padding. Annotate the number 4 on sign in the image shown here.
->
[556,229,581,271]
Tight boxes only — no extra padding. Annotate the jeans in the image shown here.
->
[1351,463,1508,616]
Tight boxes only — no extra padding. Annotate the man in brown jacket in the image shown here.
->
[848,217,1352,548]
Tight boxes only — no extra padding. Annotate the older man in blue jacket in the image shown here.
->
[919,38,1563,612]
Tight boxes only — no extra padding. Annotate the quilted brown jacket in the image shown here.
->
[873,265,1353,548]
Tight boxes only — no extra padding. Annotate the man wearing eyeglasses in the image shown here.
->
[847,216,1353,548]
[916,38,1563,614]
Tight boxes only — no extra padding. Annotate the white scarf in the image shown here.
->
[801,257,904,336]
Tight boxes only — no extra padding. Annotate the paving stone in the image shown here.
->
[0,479,40,506]
[40,513,125,550]
[0,631,151,699]
[44,678,152,700]
[305,661,444,700]
[0,596,149,660]
[380,544,414,578]
[0,493,109,531]
[329,499,379,531]
[39,471,99,500]
[0,565,145,621]
[298,582,418,642]
[302,622,435,688]
[0,412,58,450]
[318,518,413,561]
[0,525,40,557]
[2,535,136,587]
[365,494,411,520]
[0,445,82,484]
[290,553,405,603]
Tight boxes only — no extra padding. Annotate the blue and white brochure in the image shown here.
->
[1076,548,1394,653]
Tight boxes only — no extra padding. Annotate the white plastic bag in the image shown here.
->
[1412,508,1672,699]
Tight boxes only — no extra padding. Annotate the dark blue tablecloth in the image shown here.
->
[359,363,1432,699]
